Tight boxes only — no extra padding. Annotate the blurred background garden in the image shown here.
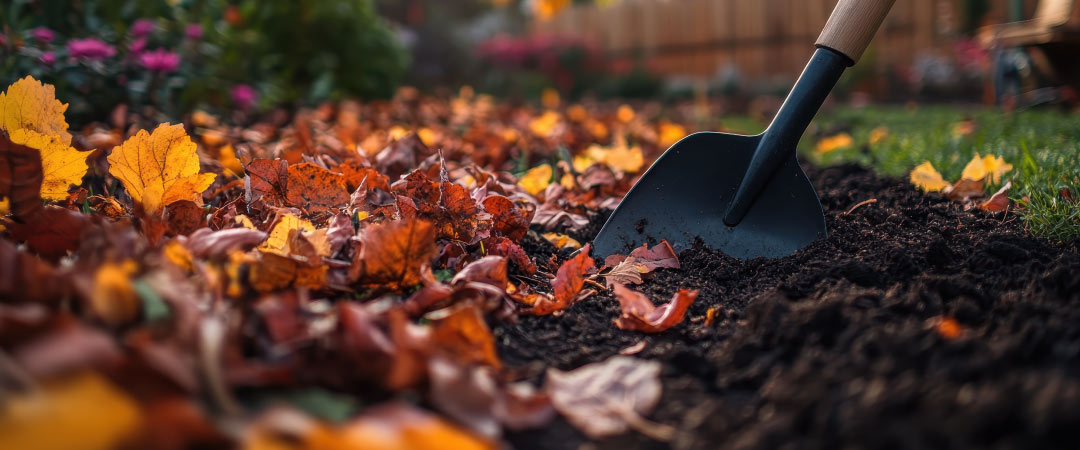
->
[2,0,1077,238]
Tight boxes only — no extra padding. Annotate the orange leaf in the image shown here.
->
[350,218,437,289]
[531,244,594,315]
[286,162,350,212]
[430,304,502,368]
[244,159,289,205]
[482,195,528,241]
[979,181,1012,212]
[612,283,698,333]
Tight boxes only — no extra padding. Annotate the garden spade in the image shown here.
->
[592,0,895,259]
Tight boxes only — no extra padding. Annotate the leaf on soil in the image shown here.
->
[601,258,649,287]
[627,239,680,271]
[350,218,437,289]
[451,255,509,288]
[945,178,985,201]
[0,371,141,450]
[979,181,1012,212]
[961,153,1012,183]
[286,162,350,212]
[909,161,950,193]
[612,283,698,333]
[0,76,72,144]
[107,123,216,213]
[541,232,582,250]
[530,244,594,315]
[545,355,663,439]
[244,159,289,205]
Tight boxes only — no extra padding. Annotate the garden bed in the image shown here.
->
[501,164,1080,449]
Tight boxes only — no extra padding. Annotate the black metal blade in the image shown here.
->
[591,132,826,259]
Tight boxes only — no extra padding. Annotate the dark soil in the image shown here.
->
[496,164,1080,450]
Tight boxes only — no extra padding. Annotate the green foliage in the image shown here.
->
[806,106,1080,242]
[0,0,407,124]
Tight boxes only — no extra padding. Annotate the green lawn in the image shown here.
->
[794,106,1080,242]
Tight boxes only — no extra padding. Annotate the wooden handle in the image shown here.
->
[815,0,896,63]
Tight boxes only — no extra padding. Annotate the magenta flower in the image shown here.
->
[67,38,116,61]
[40,51,56,66]
[185,24,203,41]
[131,19,155,38]
[230,84,258,110]
[32,27,55,44]
[139,49,180,73]
[130,37,147,55]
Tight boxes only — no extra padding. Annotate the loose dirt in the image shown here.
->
[497,164,1080,450]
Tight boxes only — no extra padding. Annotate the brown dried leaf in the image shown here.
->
[612,283,698,333]
[482,195,528,241]
[530,244,594,315]
[979,181,1011,212]
[545,356,663,439]
[285,162,350,212]
[350,218,437,289]
[244,159,289,205]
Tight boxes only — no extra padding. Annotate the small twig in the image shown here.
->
[584,278,608,291]
[843,198,878,215]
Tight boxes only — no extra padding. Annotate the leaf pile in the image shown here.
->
[910,154,1016,212]
[0,78,698,447]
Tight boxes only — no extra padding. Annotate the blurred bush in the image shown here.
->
[0,0,407,124]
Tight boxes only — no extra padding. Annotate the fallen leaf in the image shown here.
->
[601,258,649,287]
[9,128,88,201]
[628,239,680,271]
[815,133,853,154]
[483,195,528,241]
[961,153,1013,183]
[258,213,316,255]
[869,126,889,145]
[584,139,645,173]
[945,178,985,201]
[909,161,949,193]
[451,255,509,288]
[0,371,142,450]
[286,162,350,212]
[428,358,554,439]
[0,129,45,219]
[541,232,582,250]
[89,260,140,326]
[612,283,698,333]
[245,159,289,205]
[4,206,91,260]
[430,304,502,368]
[979,181,1012,212]
[183,228,267,258]
[107,123,216,213]
[517,164,552,197]
[350,218,437,289]
[545,356,664,439]
[0,75,72,144]
[530,244,594,315]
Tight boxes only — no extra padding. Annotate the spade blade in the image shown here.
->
[591,132,826,260]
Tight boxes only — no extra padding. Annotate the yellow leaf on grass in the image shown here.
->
[8,128,88,201]
[961,153,1013,183]
[910,161,950,193]
[258,213,316,254]
[108,123,217,213]
[0,76,72,144]
[0,371,141,450]
[816,133,854,154]
[518,164,552,196]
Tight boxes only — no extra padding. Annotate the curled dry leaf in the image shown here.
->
[428,357,554,439]
[545,356,663,439]
[183,228,268,258]
[451,255,509,288]
[945,178,985,201]
[979,181,1012,212]
[530,244,594,315]
[107,123,216,213]
[612,283,698,333]
[350,218,437,289]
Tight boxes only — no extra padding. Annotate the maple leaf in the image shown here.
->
[244,159,289,205]
[612,283,698,333]
[530,244,594,315]
[541,232,582,250]
[107,123,216,213]
[909,161,949,193]
[350,218,437,289]
[0,76,72,144]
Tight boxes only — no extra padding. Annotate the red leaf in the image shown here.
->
[244,159,288,205]
[629,239,680,270]
[979,181,1011,212]
[612,283,698,333]
[530,244,594,315]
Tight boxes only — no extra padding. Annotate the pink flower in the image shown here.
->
[138,49,180,73]
[32,27,55,44]
[130,37,147,54]
[131,19,155,38]
[185,24,203,41]
[40,51,56,66]
[67,38,116,61]
[230,84,258,110]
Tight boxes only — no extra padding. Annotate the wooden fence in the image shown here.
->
[533,0,1038,83]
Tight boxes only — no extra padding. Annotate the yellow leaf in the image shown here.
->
[258,213,316,255]
[417,128,438,147]
[961,153,1013,183]
[218,144,244,177]
[388,126,409,141]
[572,154,596,172]
[0,76,72,144]
[235,214,257,229]
[815,133,854,154]
[91,260,139,326]
[869,127,889,145]
[518,164,552,196]
[658,121,686,148]
[8,128,88,201]
[542,232,582,250]
[585,138,644,173]
[587,120,608,140]
[164,240,194,271]
[529,111,562,138]
[0,371,141,450]
[107,123,217,213]
[910,161,950,193]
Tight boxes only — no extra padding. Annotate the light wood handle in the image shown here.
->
[815,0,896,63]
